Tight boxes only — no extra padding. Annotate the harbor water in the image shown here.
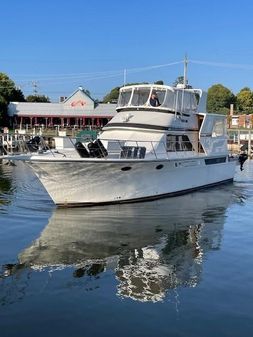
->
[0,160,253,337]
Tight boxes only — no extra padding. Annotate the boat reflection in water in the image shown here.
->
[8,186,236,302]
[0,164,15,208]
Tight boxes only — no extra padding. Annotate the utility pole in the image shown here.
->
[183,54,188,88]
[32,81,38,95]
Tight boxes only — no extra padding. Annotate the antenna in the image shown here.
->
[183,54,188,88]
[123,69,127,86]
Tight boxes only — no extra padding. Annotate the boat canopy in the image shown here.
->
[117,85,199,114]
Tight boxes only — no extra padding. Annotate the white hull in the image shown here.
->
[28,156,236,206]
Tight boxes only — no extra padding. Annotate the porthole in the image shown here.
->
[156,164,164,170]
[121,166,132,171]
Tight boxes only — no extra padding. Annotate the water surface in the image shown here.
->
[0,160,253,337]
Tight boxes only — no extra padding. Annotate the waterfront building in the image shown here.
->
[229,114,253,129]
[7,87,117,129]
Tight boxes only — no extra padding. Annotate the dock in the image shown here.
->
[228,129,252,158]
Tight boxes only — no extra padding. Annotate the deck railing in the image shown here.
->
[1,134,203,160]
[98,139,198,160]
[0,134,52,156]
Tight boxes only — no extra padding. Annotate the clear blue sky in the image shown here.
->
[1,0,253,101]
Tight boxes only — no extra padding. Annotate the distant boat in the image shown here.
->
[2,80,237,206]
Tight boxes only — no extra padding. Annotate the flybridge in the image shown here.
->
[116,84,206,115]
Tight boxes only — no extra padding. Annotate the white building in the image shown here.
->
[8,87,117,129]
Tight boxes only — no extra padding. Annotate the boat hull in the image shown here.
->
[27,156,236,206]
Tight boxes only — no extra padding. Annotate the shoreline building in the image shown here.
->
[228,104,253,129]
[8,87,117,129]
[229,114,253,129]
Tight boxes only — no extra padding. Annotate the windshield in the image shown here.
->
[117,89,132,107]
[117,86,198,112]
[118,87,166,108]
[131,87,150,106]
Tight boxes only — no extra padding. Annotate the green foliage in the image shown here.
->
[154,80,164,85]
[173,76,184,86]
[207,84,235,114]
[239,87,251,92]
[0,73,25,102]
[172,76,192,88]
[26,95,51,103]
[236,88,253,114]
[0,95,7,125]
[0,72,25,126]
[103,86,121,103]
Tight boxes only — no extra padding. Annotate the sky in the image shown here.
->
[1,0,253,102]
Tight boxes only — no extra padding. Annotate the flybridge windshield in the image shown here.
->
[117,86,198,113]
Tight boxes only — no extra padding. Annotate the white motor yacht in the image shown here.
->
[2,82,237,206]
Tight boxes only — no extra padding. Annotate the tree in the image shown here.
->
[173,76,184,87]
[172,76,192,88]
[103,86,120,103]
[0,95,7,126]
[154,80,164,85]
[207,84,235,114]
[0,73,25,102]
[0,72,25,126]
[26,95,50,103]
[236,88,253,114]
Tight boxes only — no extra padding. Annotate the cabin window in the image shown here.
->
[161,90,176,110]
[150,89,166,106]
[182,91,198,113]
[205,157,226,165]
[166,134,193,152]
[160,89,198,113]
[131,87,150,106]
[117,89,132,107]
[166,135,179,151]
[181,135,193,151]
[117,87,199,113]
[174,90,198,114]
[212,119,225,137]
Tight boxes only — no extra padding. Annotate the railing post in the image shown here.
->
[163,141,168,158]
[248,130,251,158]
[151,141,157,159]
[237,129,240,149]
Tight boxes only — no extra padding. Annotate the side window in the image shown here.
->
[118,90,132,107]
[156,90,166,106]
[131,88,150,106]
[212,119,225,137]
[181,92,198,113]
[166,134,193,151]
[162,90,176,110]
[166,135,175,152]
[182,135,193,151]
[174,90,198,113]
[166,135,180,151]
